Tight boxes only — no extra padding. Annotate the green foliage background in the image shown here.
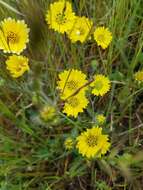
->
[0,0,143,189]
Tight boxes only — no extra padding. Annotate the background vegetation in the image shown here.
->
[0,0,143,189]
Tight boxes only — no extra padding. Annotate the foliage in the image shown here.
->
[0,0,143,189]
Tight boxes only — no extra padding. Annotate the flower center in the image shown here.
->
[68,97,79,108]
[7,31,19,44]
[86,134,98,147]
[56,13,67,25]
[136,73,143,81]
[97,34,105,42]
[66,80,78,90]
[76,28,84,36]
[94,80,103,90]
[15,61,27,72]
[76,30,81,35]
[15,65,22,72]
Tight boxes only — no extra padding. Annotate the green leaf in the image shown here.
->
[0,99,16,121]
[0,0,24,15]
[117,86,131,103]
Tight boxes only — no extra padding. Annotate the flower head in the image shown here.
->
[90,74,111,96]
[63,92,88,118]
[76,127,111,158]
[134,70,143,82]
[96,114,106,125]
[64,138,73,150]
[0,18,29,54]
[46,1,76,33]
[67,16,93,43]
[57,69,88,100]
[6,55,29,78]
[94,26,112,49]
[40,105,56,122]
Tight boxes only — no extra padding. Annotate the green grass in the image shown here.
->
[0,0,143,189]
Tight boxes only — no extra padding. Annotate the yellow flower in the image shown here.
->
[46,0,76,34]
[96,114,106,124]
[67,16,93,43]
[0,17,29,54]
[57,69,88,100]
[94,26,112,49]
[90,74,111,96]
[134,70,143,82]
[6,55,29,78]
[76,127,111,159]
[64,138,73,150]
[40,105,56,122]
[63,92,88,118]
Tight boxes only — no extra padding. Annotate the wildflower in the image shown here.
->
[67,16,93,43]
[64,138,73,150]
[90,74,111,96]
[57,69,88,100]
[96,114,106,124]
[0,17,29,54]
[40,105,56,122]
[76,126,111,158]
[46,0,76,34]
[6,55,29,78]
[63,92,88,118]
[94,26,112,49]
[134,70,143,82]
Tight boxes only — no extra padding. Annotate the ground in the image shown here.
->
[0,0,143,190]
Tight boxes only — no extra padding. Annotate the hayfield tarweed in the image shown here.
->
[90,74,111,96]
[3,0,143,189]
[96,114,106,125]
[134,70,143,82]
[45,0,76,34]
[76,126,111,159]
[57,69,89,118]
[67,16,93,43]
[94,26,112,49]
[5,55,29,78]
[57,69,88,100]
[64,138,74,150]
[40,105,57,122]
[63,92,89,118]
[0,17,29,54]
